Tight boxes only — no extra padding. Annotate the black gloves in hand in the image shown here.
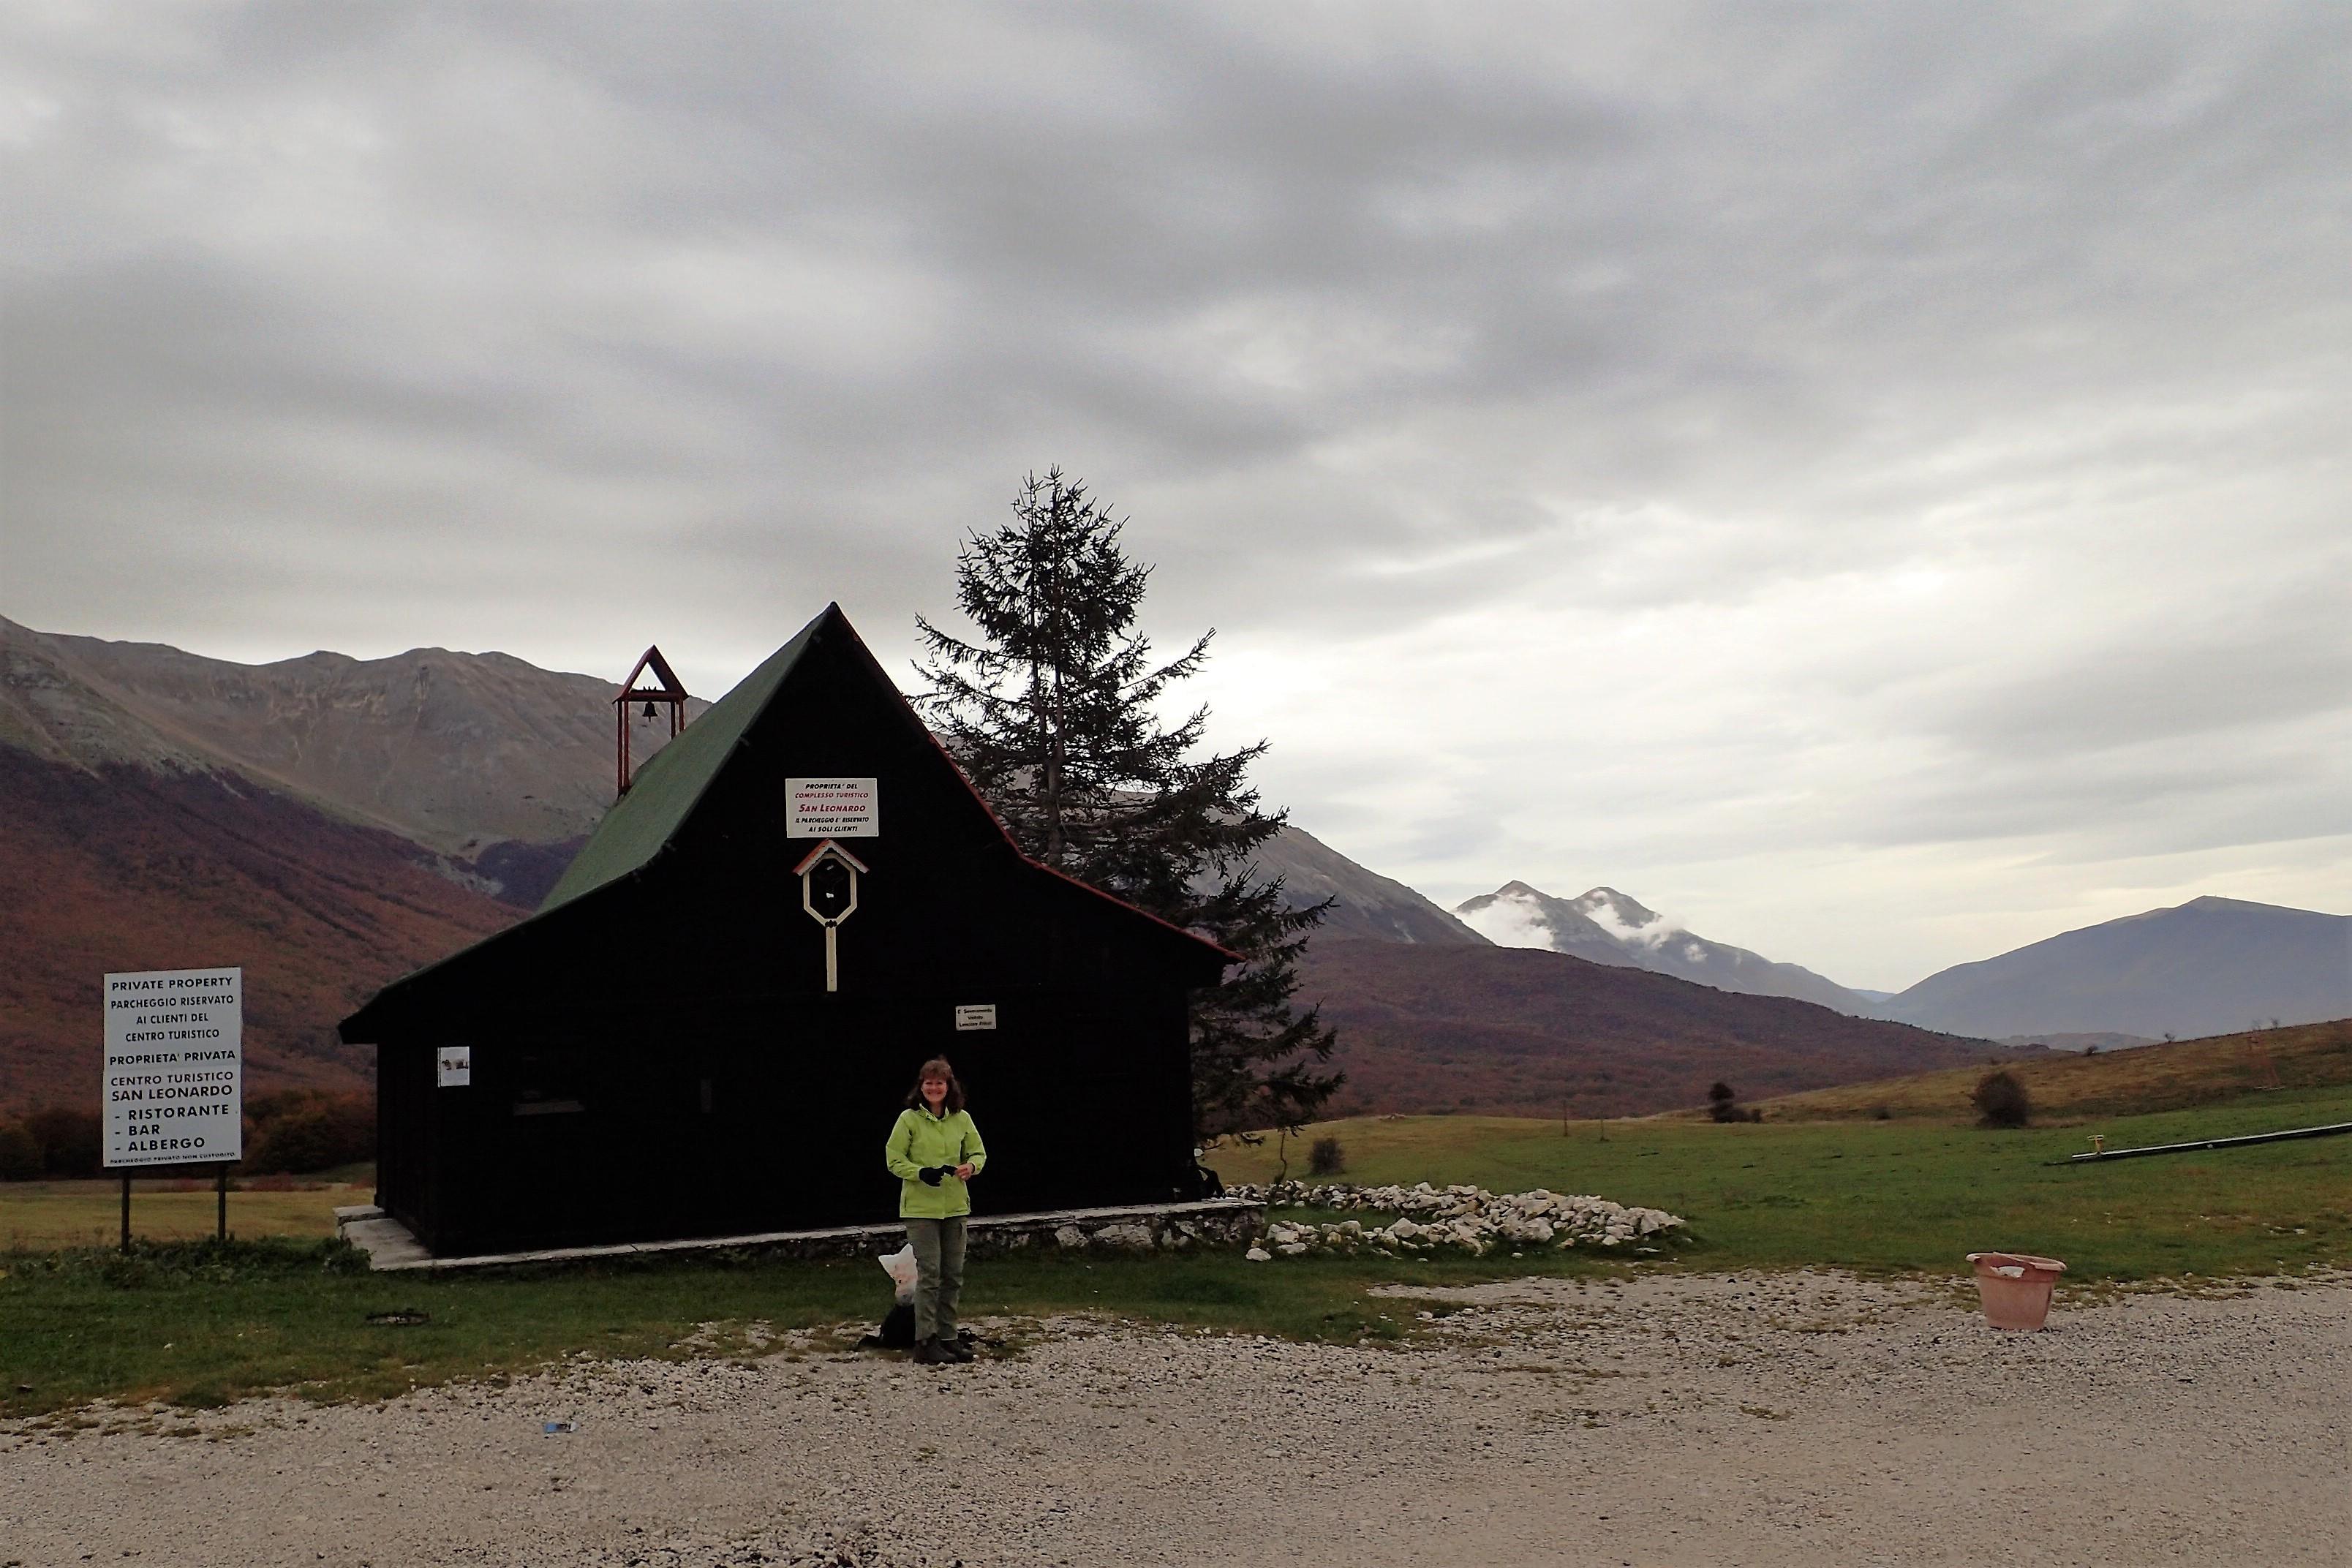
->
[918,1166,946,1186]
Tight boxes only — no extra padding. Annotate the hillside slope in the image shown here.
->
[1255,825,1489,944]
[1884,896,2352,1039]
[0,747,518,1115]
[1745,1017,2352,1124]
[2,615,693,896]
[1299,938,2007,1119]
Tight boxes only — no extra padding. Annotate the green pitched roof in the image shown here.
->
[339,600,1230,1041]
[538,609,826,913]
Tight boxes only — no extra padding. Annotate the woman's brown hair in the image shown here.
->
[905,1057,965,1115]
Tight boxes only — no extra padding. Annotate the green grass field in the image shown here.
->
[1213,1083,2352,1280]
[0,1237,1522,1420]
[5,1079,2347,1420]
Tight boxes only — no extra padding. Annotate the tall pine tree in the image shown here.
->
[916,467,1341,1140]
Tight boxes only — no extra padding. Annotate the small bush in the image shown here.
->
[0,1122,42,1180]
[243,1091,374,1174]
[1706,1082,1746,1123]
[1971,1069,2033,1128]
[22,1107,102,1177]
[1869,1104,1893,1121]
[1308,1136,1345,1176]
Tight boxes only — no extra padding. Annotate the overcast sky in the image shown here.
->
[5,3,2348,989]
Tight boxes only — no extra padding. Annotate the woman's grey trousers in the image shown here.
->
[905,1217,967,1343]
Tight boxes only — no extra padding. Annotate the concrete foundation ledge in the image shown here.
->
[333,1197,1265,1273]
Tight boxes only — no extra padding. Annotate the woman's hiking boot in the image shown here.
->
[911,1338,946,1365]
[935,1335,976,1364]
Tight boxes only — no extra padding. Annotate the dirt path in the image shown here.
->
[4,1271,2345,1567]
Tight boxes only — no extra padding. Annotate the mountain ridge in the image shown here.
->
[17,619,2333,1117]
[1249,824,1490,945]
[4,615,699,899]
[1881,895,2352,1039]
[1455,878,1874,1013]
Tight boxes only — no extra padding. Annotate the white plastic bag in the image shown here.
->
[879,1245,919,1303]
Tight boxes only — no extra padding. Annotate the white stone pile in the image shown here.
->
[1226,1181,1685,1259]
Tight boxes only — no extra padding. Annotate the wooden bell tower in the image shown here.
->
[614,645,690,798]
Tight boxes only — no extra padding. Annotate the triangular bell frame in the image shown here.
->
[615,644,691,798]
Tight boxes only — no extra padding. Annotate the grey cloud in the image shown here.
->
[4,3,2348,979]
[1932,615,2352,763]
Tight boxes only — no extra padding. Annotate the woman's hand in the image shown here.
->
[954,1163,976,1180]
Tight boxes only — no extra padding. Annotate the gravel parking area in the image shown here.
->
[3,1270,2345,1567]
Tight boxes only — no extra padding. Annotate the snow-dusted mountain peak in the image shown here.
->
[1453,881,1640,968]
[1452,881,1877,1015]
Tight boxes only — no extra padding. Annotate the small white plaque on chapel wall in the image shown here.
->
[787,777,880,838]
[437,1046,473,1088]
[954,1004,997,1031]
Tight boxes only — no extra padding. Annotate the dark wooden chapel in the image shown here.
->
[340,603,1232,1257]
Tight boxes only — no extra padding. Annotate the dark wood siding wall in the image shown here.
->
[375,980,1204,1254]
[374,1041,426,1240]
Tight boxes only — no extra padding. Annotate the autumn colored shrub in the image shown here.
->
[243,1091,374,1174]
[1971,1069,2033,1128]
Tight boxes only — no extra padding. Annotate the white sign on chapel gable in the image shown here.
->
[786,777,879,838]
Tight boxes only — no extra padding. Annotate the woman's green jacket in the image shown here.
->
[883,1108,988,1218]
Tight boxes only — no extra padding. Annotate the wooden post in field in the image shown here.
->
[216,1164,228,1242]
[120,1175,131,1254]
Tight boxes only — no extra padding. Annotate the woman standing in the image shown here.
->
[883,1057,987,1365]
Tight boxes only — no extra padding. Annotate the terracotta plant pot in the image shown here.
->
[1966,1251,2068,1330]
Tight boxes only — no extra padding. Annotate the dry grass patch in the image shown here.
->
[1738,1018,2352,1125]
[0,1178,363,1250]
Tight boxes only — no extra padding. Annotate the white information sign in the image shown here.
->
[437,1045,473,1087]
[102,967,243,1168]
[787,777,879,838]
[954,1004,998,1031]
